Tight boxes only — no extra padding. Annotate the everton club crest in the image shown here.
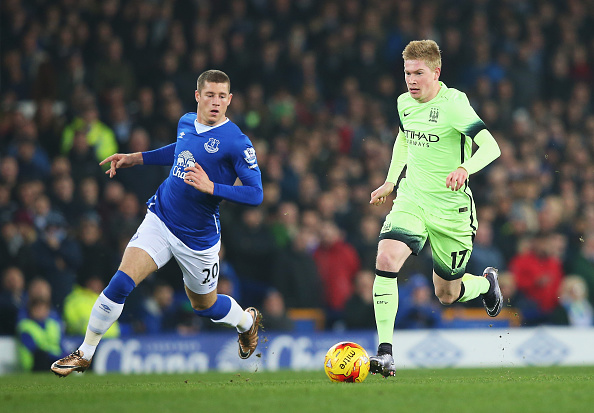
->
[204,137,220,153]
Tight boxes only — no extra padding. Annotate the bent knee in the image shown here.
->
[376,251,395,270]
[435,290,458,306]
[376,249,408,271]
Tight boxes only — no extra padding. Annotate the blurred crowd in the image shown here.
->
[2,0,594,357]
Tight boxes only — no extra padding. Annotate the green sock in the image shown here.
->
[457,273,490,302]
[373,275,399,345]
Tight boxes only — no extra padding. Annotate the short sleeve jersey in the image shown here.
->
[148,113,261,250]
[396,82,486,211]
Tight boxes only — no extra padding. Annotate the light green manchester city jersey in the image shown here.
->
[392,82,486,212]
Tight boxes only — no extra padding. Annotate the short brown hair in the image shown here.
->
[196,70,231,93]
[402,40,442,71]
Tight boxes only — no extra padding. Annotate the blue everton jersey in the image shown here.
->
[147,113,262,250]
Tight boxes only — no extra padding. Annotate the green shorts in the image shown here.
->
[379,193,477,280]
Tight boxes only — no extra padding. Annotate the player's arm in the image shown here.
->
[446,129,500,191]
[142,143,176,166]
[213,143,263,206]
[99,143,176,179]
[459,129,500,174]
[370,130,407,206]
[183,142,263,206]
[213,172,263,206]
[446,92,501,190]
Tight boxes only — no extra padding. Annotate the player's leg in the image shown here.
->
[373,240,407,355]
[432,268,501,316]
[371,201,427,377]
[428,215,501,314]
[175,240,262,359]
[185,286,261,358]
[51,212,172,377]
[79,247,158,354]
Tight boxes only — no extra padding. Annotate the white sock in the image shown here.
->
[236,311,254,333]
[209,295,252,332]
[78,293,124,359]
[78,342,96,360]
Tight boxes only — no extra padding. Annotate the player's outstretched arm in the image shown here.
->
[99,152,143,178]
[370,182,395,206]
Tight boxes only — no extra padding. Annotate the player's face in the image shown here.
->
[195,81,233,126]
[404,59,441,103]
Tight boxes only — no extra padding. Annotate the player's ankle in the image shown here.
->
[378,342,393,356]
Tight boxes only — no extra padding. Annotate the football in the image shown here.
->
[324,341,370,383]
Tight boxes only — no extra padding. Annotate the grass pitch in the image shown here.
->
[1,366,593,413]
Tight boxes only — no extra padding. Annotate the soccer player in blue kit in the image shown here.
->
[51,70,264,377]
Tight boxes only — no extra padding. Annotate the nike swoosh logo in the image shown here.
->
[374,293,393,297]
[403,112,411,117]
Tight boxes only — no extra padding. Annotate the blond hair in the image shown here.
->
[402,40,442,71]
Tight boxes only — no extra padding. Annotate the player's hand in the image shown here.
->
[370,182,395,206]
[446,167,469,191]
[99,153,141,178]
[184,163,214,194]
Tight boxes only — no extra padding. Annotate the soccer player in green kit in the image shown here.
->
[368,40,503,377]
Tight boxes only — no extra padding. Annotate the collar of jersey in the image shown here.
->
[194,117,229,135]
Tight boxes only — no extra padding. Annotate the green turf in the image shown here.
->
[1,366,593,413]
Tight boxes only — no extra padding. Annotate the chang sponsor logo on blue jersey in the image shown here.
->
[172,150,196,179]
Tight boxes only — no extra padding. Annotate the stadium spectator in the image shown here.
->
[62,275,121,338]
[466,219,506,277]
[7,124,51,182]
[50,173,82,223]
[550,275,594,327]
[261,289,294,332]
[567,233,594,309]
[92,37,136,102]
[269,201,300,249]
[271,228,324,309]
[141,281,180,335]
[350,214,382,271]
[67,128,105,184]
[509,232,565,317]
[224,206,277,290]
[114,128,167,203]
[0,266,26,335]
[342,270,375,330]
[77,213,116,286]
[395,274,442,330]
[31,213,82,307]
[313,220,360,315]
[61,101,118,164]
[17,296,64,372]
[497,271,542,326]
